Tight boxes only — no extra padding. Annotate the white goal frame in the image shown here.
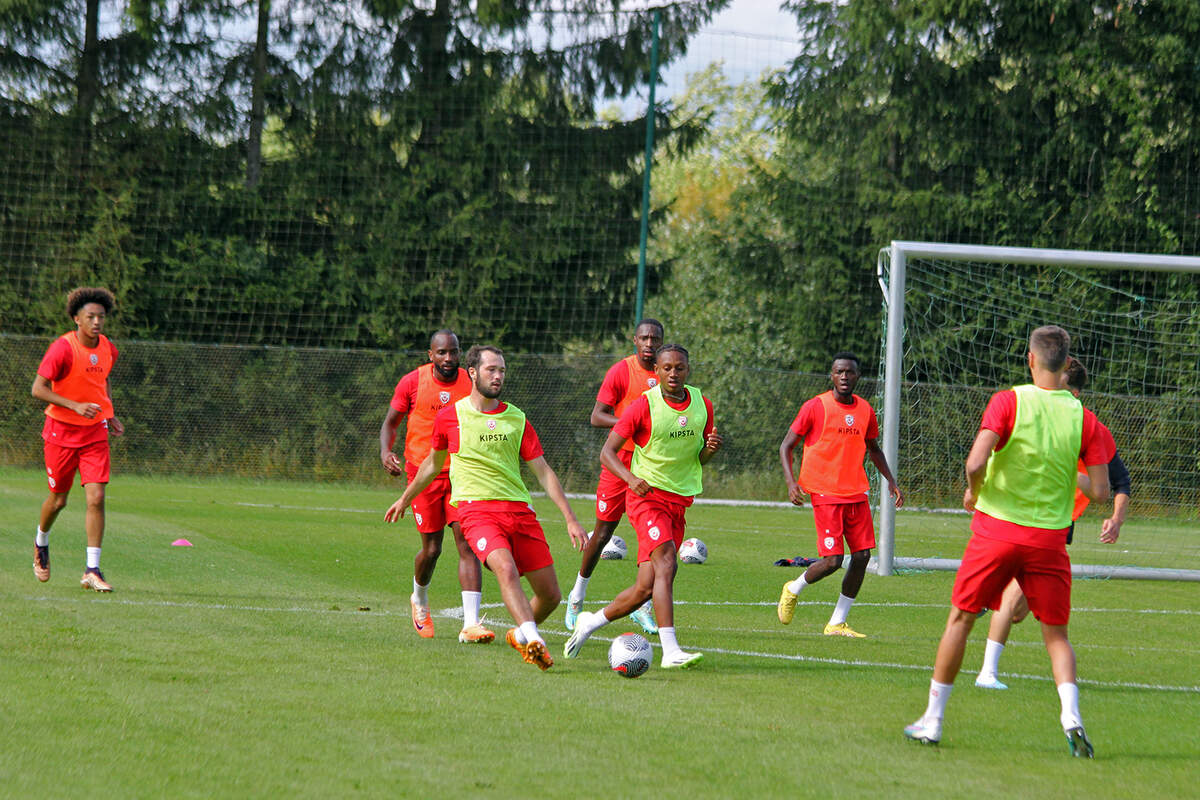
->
[875,240,1200,580]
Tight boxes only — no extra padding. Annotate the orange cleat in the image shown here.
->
[506,627,528,658]
[410,598,434,638]
[524,640,554,671]
[458,624,495,644]
[80,568,112,592]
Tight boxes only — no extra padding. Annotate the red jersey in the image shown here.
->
[973,389,1115,547]
[390,364,472,472]
[431,401,543,513]
[597,355,659,453]
[789,392,879,504]
[38,333,118,447]
[614,389,715,507]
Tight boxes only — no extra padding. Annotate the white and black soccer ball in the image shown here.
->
[600,534,627,560]
[679,537,708,564]
[608,632,652,678]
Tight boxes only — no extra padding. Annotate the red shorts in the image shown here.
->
[594,449,634,522]
[626,489,688,563]
[458,503,553,576]
[407,468,458,534]
[812,500,875,556]
[951,535,1072,625]
[44,437,111,492]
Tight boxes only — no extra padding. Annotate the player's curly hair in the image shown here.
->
[831,351,860,369]
[465,344,503,370]
[66,287,115,317]
[655,343,689,362]
[1065,357,1088,392]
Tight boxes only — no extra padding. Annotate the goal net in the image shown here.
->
[875,241,1200,581]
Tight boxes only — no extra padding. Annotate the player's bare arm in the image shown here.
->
[866,438,904,508]
[1081,462,1110,503]
[378,406,405,475]
[526,455,587,550]
[32,374,101,419]
[384,448,446,521]
[699,426,722,465]
[1101,492,1129,543]
[778,429,807,506]
[600,429,650,497]
[963,428,1001,511]
[590,400,619,429]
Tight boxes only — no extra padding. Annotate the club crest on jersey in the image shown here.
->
[648,378,658,387]
[487,420,496,430]
[648,525,661,541]
[438,391,450,404]
[89,353,99,366]
[677,416,688,427]
[844,414,855,426]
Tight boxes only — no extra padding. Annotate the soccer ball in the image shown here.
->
[608,633,652,678]
[679,537,708,564]
[600,534,627,560]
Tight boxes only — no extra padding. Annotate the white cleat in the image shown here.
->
[903,715,942,745]
[660,650,703,670]
[974,674,1009,690]
[563,612,595,658]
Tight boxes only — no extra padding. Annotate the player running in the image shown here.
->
[385,345,586,670]
[564,344,722,670]
[380,330,494,643]
[31,287,125,592]
[974,357,1129,690]
[904,326,1112,757]
[776,352,903,637]
[564,319,664,636]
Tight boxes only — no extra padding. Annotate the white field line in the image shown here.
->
[26,596,1198,694]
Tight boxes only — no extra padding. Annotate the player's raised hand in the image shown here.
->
[384,497,409,522]
[703,426,723,453]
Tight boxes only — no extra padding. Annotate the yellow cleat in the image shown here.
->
[458,624,495,644]
[777,583,799,624]
[823,622,866,638]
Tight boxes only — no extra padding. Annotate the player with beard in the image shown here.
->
[776,352,904,638]
[564,344,722,670]
[380,330,492,643]
[386,345,586,670]
[564,319,664,636]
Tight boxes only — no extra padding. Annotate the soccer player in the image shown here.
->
[385,345,586,671]
[564,344,722,670]
[904,326,1112,757]
[974,357,1130,690]
[31,287,125,592]
[776,352,904,637]
[380,330,494,643]
[564,318,664,636]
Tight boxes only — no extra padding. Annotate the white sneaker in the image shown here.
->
[563,612,595,658]
[903,715,942,745]
[974,674,1008,690]
[661,650,703,669]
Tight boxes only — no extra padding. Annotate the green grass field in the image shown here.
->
[1,466,1196,798]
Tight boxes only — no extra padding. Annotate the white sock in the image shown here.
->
[569,574,590,604]
[86,547,101,570]
[659,626,681,658]
[924,679,954,720]
[786,574,809,595]
[828,593,855,627]
[979,639,1005,679]
[412,579,429,607]
[36,527,49,547]
[1057,682,1082,730]
[461,591,481,628]
[519,620,543,646]
[579,609,610,637]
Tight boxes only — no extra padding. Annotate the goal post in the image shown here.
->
[875,241,1200,580]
